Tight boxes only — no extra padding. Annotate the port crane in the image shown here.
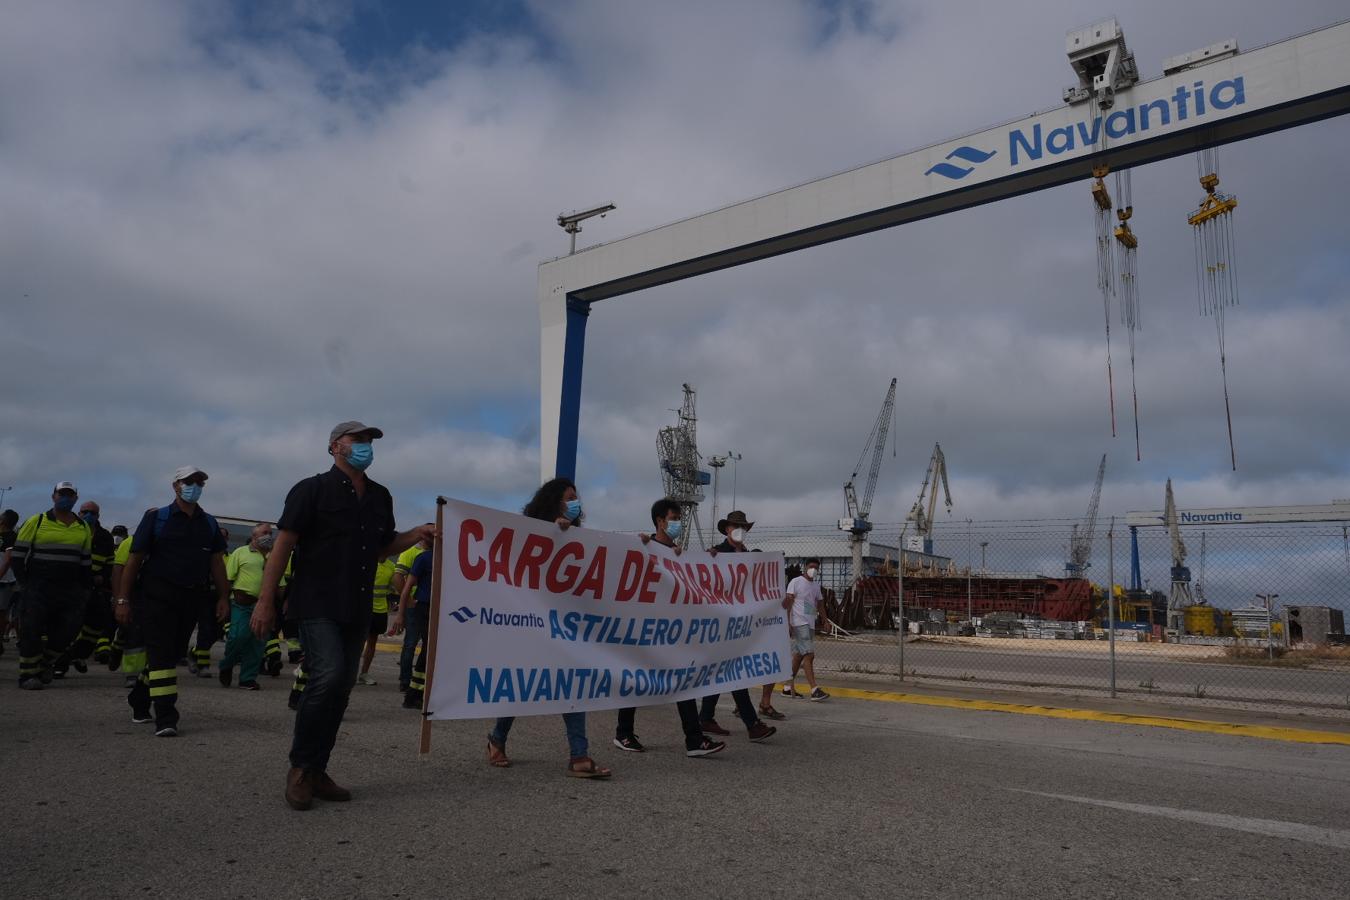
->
[906,443,952,555]
[1065,454,1107,578]
[838,379,896,590]
[1164,478,1194,633]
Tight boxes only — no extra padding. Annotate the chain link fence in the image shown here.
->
[746,518,1350,714]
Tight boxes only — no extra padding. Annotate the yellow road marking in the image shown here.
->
[803,684,1350,746]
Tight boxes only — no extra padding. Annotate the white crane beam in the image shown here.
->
[540,21,1350,480]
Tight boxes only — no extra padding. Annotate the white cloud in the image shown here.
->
[1,0,1348,537]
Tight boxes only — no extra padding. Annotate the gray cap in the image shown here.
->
[330,420,385,443]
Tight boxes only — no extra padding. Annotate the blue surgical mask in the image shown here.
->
[54,496,77,512]
[665,520,683,540]
[180,483,203,504]
[80,511,98,525]
[565,499,582,521]
[346,442,374,471]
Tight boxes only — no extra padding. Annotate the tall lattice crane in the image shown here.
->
[656,384,711,550]
[906,443,952,555]
[838,378,897,588]
[1164,478,1193,633]
[1066,454,1107,578]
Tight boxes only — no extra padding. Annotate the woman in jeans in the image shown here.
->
[486,478,611,779]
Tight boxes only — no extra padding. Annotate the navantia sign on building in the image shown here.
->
[1124,502,1350,528]
[424,499,790,720]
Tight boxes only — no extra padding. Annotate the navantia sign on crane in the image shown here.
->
[933,78,1246,179]
[538,22,1350,481]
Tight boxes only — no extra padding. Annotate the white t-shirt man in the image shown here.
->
[786,574,822,628]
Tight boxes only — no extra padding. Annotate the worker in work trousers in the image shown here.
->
[116,467,228,736]
[12,482,93,689]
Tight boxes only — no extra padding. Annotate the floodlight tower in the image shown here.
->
[557,203,616,254]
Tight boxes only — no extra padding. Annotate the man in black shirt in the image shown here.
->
[251,421,434,811]
[702,510,787,727]
[116,466,229,737]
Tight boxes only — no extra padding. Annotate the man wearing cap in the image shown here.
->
[116,467,229,736]
[251,421,435,811]
[701,510,788,728]
[11,483,92,689]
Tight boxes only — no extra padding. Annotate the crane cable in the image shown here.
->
[1114,166,1142,461]
[1091,137,1118,439]
[1190,147,1239,470]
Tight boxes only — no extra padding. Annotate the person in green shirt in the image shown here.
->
[218,523,275,690]
[357,556,396,686]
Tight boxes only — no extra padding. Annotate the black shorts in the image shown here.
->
[369,612,389,636]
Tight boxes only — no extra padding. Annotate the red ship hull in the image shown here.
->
[839,574,1094,628]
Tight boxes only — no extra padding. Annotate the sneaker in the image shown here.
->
[154,725,179,737]
[781,685,802,698]
[239,681,260,691]
[686,737,726,758]
[106,650,123,671]
[93,650,109,665]
[72,659,88,673]
[195,667,213,679]
[51,665,66,679]
[131,712,153,724]
[266,659,283,677]
[357,672,377,686]
[219,668,233,688]
[809,687,830,701]
[186,658,199,675]
[19,677,44,691]
[748,722,777,743]
[38,669,54,685]
[700,718,731,736]
[287,692,301,711]
[612,735,646,752]
[402,694,422,710]
[123,674,139,689]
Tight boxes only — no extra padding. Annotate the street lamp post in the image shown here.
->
[1257,593,1280,659]
[965,519,974,624]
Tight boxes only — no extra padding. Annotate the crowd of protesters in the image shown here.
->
[1,420,828,809]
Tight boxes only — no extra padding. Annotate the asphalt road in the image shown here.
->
[5,646,1350,899]
[820,636,1350,708]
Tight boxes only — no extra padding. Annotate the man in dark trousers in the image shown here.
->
[251,421,434,811]
[116,467,229,736]
[53,499,116,674]
[702,510,788,726]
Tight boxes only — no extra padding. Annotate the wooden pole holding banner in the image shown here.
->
[418,497,448,758]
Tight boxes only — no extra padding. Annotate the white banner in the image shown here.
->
[425,499,790,720]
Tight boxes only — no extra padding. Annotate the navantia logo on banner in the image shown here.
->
[1007,77,1247,167]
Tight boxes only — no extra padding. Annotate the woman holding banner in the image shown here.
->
[486,478,612,779]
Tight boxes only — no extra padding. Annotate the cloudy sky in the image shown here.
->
[3,0,1348,541]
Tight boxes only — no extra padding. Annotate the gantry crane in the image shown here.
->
[906,443,952,555]
[838,379,897,589]
[1066,454,1107,578]
[1164,478,1193,633]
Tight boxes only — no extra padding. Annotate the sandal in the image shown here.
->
[566,756,612,779]
[759,705,787,721]
[487,735,511,768]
